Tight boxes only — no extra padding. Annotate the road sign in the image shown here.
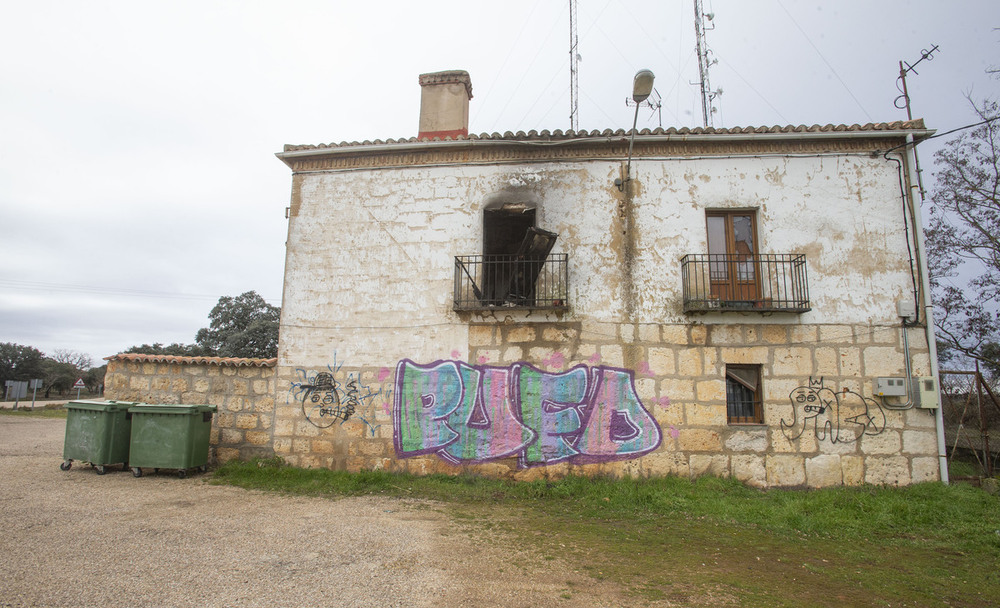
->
[73,378,85,389]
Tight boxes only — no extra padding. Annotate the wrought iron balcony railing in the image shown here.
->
[681,253,810,313]
[454,254,569,311]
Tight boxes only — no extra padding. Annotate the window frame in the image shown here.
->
[725,363,764,425]
[705,210,761,304]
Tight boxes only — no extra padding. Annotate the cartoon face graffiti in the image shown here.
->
[299,371,354,427]
[781,378,886,444]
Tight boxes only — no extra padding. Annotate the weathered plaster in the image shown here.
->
[272,140,938,487]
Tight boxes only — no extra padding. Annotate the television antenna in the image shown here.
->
[626,88,663,128]
[569,0,580,131]
[693,0,722,127]
[894,44,939,199]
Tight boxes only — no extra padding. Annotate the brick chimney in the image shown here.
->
[417,70,473,139]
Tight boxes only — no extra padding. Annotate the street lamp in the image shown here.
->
[616,69,655,191]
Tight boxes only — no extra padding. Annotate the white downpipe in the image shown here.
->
[904,133,949,484]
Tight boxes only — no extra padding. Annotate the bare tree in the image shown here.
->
[927,96,1000,369]
[51,349,93,371]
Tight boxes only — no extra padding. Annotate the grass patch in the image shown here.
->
[214,460,1000,606]
[949,457,986,479]
[0,404,67,418]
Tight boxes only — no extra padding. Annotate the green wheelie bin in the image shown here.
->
[61,400,140,475]
[127,404,216,478]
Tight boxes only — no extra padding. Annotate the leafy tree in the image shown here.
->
[195,291,280,359]
[123,342,211,356]
[85,364,107,394]
[43,359,78,396]
[0,342,46,386]
[927,97,1000,370]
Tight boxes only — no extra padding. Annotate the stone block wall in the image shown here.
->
[272,364,396,471]
[104,354,277,463]
[270,320,941,487]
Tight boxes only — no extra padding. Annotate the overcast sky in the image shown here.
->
[1,0,997,366]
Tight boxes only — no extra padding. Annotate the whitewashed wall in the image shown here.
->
[281,150,913,365]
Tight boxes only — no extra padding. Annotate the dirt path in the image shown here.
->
[0,417,618,607]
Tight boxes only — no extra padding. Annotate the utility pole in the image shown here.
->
[895,44,939,200]
[569,0,580,131]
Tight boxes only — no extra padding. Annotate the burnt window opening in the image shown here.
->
[483,204,541,305]
[453,202,568,310]
[484,203,535,257]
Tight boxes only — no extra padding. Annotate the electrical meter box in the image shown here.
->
[913,376,940,409]
[897,300,917,322]
[875,377,907,397]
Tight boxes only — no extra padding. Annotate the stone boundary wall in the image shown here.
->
[104,355,276,463]
[272,321,940,487]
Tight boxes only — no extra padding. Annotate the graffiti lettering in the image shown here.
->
[393,359,661,468]
[781,377,886,443]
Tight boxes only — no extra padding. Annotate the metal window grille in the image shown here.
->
[727,366,763,424]
[681,253,810,313]
[454,254,569,311]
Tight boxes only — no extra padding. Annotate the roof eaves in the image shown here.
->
[277,119,931,157]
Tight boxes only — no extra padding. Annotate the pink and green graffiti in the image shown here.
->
[393,359,662,468]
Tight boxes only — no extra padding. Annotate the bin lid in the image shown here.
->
[127,404,217,415]
[67,400,142,412]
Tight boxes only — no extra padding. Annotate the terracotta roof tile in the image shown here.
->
[281,120,928,152]
[105,353,277,368]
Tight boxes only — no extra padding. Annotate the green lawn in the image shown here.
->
[213,459,1000,607]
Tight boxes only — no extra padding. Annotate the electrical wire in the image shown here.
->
[475,0,544,123]
[713,50,790,125]
[0,279,280,305]
[280,318,905,348]
[881,150,922,326]
[488,3,568,134]
[515,57,570,130]
[880,115,1000,157]
[775,0,872,122]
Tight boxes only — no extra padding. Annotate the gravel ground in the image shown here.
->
[0,417,619,608]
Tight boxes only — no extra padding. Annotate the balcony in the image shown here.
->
[681,253,810,313]
[454,254,569,311]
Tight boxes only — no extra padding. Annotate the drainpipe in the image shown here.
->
[904,133,948,484]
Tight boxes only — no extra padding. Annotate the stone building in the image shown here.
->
[262,70,946,487]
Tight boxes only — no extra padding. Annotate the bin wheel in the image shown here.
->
[95,465,106,475]
[60,461,72,471]
[131,467,143,478]
[177,469,187,479]
[199,465,207,473]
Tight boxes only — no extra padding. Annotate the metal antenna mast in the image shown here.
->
[894,44,939,199]
[569,0,580,131]
[693,0,720,127]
